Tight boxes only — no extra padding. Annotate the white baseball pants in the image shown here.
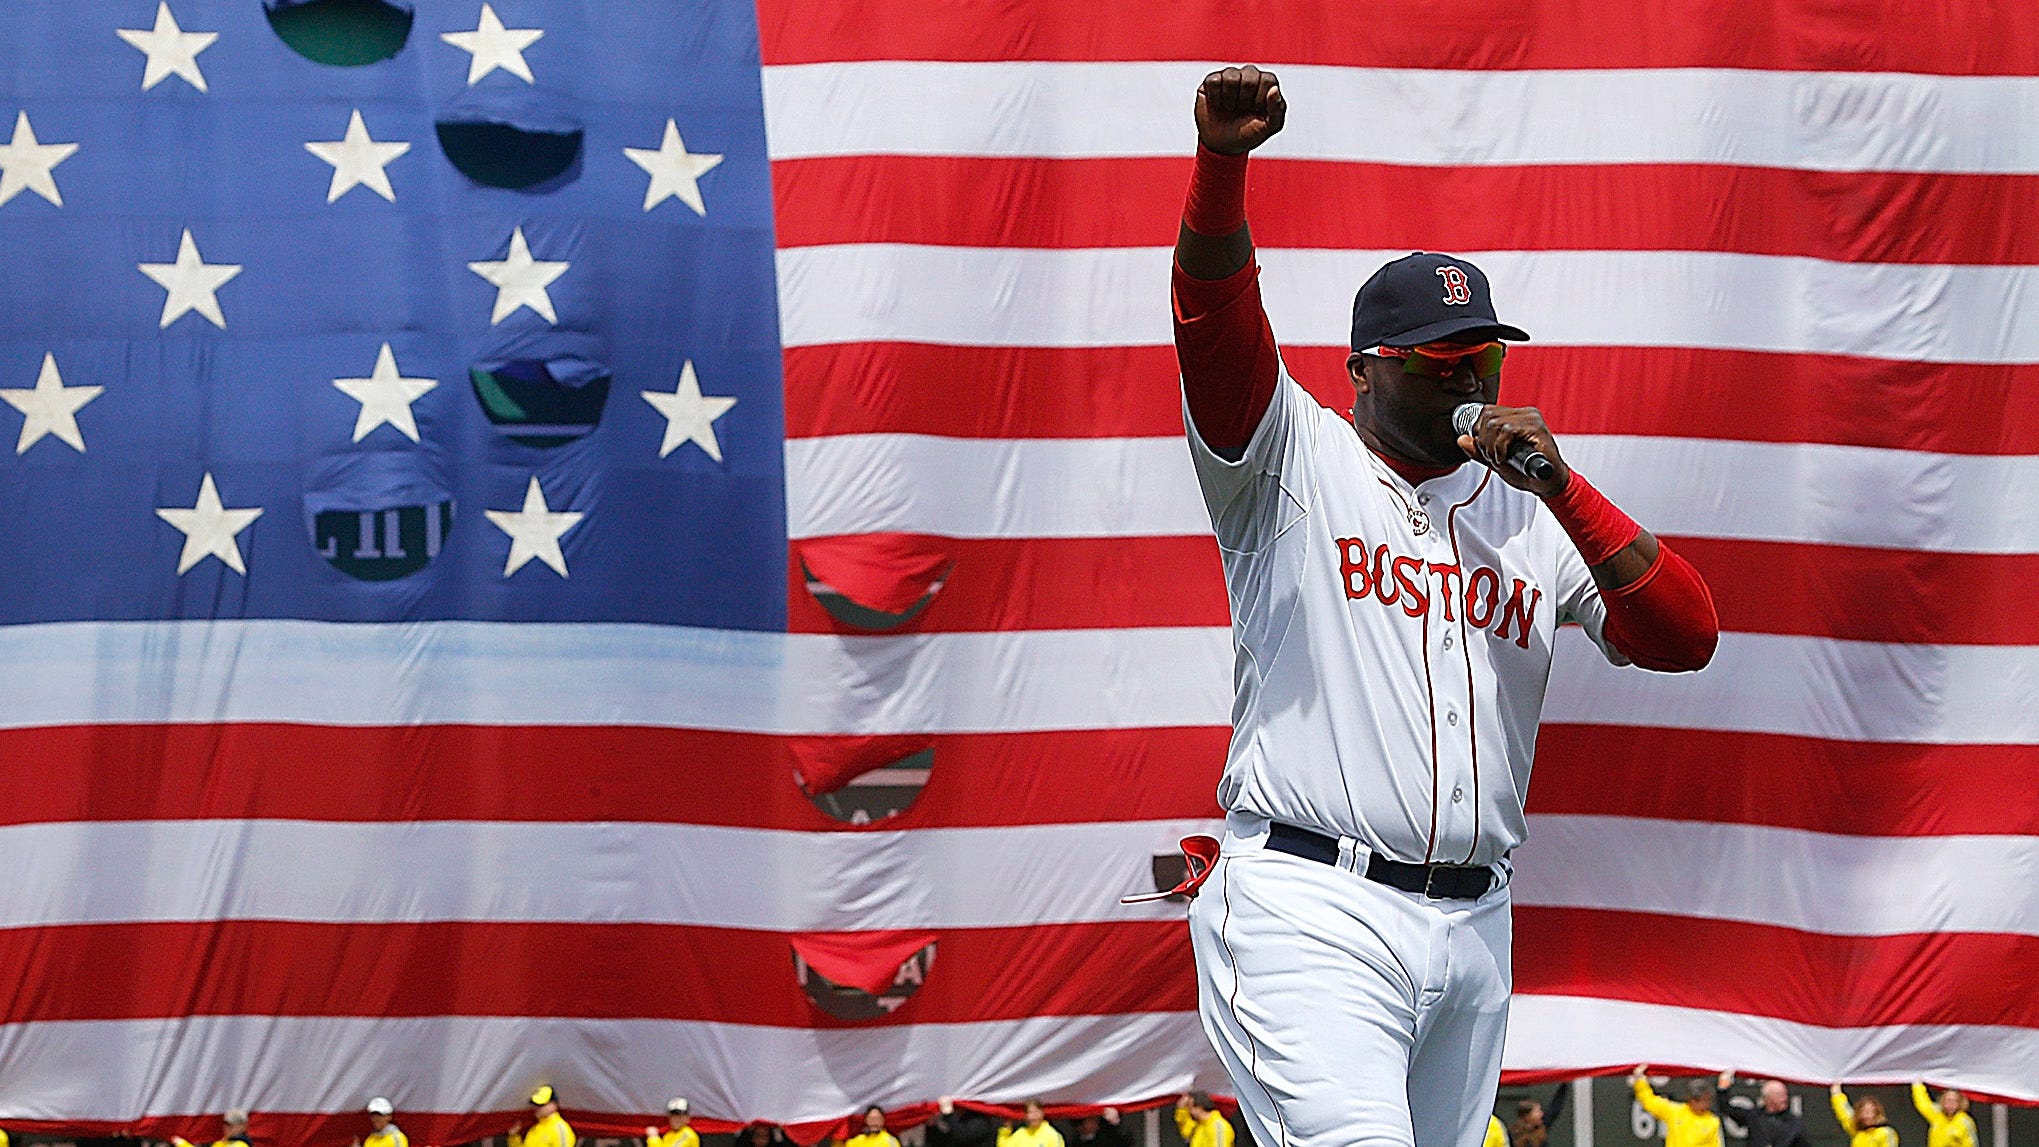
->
[1187,814,1513,1147]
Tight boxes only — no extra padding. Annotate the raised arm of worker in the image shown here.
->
[1631,1067,1680,1125]
[1830,1086,1859,1136]
[1172,65,1285,464]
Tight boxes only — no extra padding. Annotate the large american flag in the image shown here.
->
[1,1,2032,1144]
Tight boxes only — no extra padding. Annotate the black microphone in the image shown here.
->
[1451,402,1556,482]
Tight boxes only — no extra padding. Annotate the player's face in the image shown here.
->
[1349,347,1501,467]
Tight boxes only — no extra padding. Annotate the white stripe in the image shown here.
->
[1566,437,2039,555]
[786,434,1211,539]
[776,244,1171,349]
[1513,816,2039,937]
[786,430,2039,554]
[1505,996,2039,1103]
[0,818,1219,931]
[779,244,2039,364]
[0,1012,1226,1125]
[4,622,2037,746]
[763,61,2039,175]
[0,621,1232,734]
[1547,631,2039,745]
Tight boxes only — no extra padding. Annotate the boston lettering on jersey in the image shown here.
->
[1335,536,1541,648]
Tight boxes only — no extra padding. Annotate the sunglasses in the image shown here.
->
[1374,340,1505,379]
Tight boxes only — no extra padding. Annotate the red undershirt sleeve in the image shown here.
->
[1172,147,1279,455]
[1174,260,1280,453]
[1544,473,1721,672]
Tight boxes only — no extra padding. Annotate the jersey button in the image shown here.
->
[1446,710,1459,726]
[1452,787,1464,802]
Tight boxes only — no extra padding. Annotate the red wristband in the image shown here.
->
[1542,472,1642,565]
[1183,145,1249,237]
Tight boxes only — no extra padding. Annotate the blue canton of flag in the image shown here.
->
[0,0,787,629]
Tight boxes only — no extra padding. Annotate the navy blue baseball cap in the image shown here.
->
[1350,252,1530,350]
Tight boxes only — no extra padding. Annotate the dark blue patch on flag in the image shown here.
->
[0,0,787,630]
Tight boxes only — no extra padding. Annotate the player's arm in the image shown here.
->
[1457,407,1719,672]
[1174,66,1286,462]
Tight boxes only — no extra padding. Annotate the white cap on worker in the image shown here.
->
[368,1098,395,1116]
[667,1098,690,1115]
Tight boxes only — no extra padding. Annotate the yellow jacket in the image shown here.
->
[844,1134,900,1147]
[1633,1079,1723,1147]
[367,1126,410,1147]
[513,1113,577,1147]
[1831,1092,1898,1147]
[649,1128,699,1147]
[999,1126,1065,1147]
[1910,1086,1974,1147]
[1174,1110,1234,1147]
[1485,1116,1508,1147]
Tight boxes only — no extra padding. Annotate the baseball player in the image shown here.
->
[1171,66,1719,1147]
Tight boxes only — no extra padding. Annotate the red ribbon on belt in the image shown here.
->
[1119,835,1223,903]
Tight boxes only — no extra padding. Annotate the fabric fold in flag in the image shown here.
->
[791,930,939,995]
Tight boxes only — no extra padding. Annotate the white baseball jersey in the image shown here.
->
[1186,365,1626,868]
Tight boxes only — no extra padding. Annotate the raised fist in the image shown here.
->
[1195,66,1285,155]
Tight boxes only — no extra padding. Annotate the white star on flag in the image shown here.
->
[304,110,411,203]
[441,4,543,84]
[642,361,737,461]
[116,3,218,93]
[138,228,242,329]
[156,472,263,575]
[0,112,79,208]
[485,475,583,578]
[624,120,724,215]
[333,343,437,443]
[1,353,102,454]
[468,226,568,324]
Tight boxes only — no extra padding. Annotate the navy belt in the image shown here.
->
[1266,822,1495,900]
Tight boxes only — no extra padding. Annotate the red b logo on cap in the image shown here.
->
[1436,266,1471,305]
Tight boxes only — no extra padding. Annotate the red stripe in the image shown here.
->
[788,529,2037,645]
[790,534,1229,632]
[1283,345,2039,456]
[1665,535,2039,646]
[775,156,2039,266]
[1530,725,2039,837]
[788,343,2039,456]
[757,0,2039,74]
[783,343,1187,440]
[0,919,1195,1026]
[44,911,2019,1035]
[0,724,1224,828]
[1514,907,2039,1029]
